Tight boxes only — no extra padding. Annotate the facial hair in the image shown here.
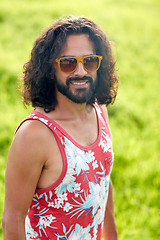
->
[54,75,97,104]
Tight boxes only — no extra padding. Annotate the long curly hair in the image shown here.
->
[21,16,119,112]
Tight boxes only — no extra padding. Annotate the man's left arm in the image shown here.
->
[102,105,118,239]
[103,179,118,240]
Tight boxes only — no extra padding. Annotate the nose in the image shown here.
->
[74,61,87,77]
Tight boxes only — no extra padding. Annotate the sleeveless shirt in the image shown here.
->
[16,103,114,240]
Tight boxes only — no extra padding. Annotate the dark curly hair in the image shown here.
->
[21,15,119,112]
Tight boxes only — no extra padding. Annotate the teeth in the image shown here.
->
[71,81,88,85]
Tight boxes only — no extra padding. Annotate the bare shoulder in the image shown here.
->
[15,119,51,144]
[8,119,57,172]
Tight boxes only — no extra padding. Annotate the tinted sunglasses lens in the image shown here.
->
[60,58,77,73]
[84,56,99,71]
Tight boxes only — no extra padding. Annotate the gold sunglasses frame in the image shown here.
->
[54,55,103,74]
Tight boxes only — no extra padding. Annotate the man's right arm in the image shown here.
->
[2,120,48,240]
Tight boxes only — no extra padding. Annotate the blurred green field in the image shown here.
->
[0,0,160,239]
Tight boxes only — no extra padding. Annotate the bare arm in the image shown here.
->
[102,105,118,239]
[103,179,118,240]
[2,121,48,240]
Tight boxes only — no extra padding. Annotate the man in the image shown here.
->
[3,16,119,239]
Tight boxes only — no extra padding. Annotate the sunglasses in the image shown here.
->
[54,55,103,74]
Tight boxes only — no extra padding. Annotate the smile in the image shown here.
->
[70,81,88,86]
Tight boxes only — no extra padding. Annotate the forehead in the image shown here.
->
[60,34,95,56]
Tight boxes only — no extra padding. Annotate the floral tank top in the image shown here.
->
[17,103,114,240]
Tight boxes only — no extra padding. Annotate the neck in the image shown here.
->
[55,91,92,119]
[36,91,94,121]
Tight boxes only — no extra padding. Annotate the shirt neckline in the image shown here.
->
[32,104,101,151]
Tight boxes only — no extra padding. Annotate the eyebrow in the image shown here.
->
[58,54,96,58]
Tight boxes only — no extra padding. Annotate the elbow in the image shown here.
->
[103,227,118,240]
[112,227,118,240]
[103,222,118,240]
[2,209,26,238]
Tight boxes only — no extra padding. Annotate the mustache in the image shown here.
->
[66,76,93,86]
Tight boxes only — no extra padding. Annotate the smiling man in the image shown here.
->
[54,34,99,104]
[3,16,119,240]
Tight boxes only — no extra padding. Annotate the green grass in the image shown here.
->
[0,0,160,239]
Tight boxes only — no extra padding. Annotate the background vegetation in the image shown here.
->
[0,0,159,239]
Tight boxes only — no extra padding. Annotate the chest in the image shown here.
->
[69,120,98,146]
[57,113,98,147]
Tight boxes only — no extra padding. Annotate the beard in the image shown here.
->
[54,75,97,104]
